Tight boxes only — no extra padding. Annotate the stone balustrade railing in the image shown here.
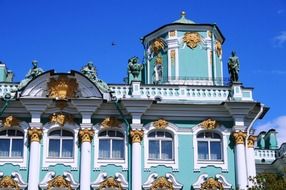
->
[0,83,18,97]
[254,149,277,163]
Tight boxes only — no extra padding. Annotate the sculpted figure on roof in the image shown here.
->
[228,51,240,82]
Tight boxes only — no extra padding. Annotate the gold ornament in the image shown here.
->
[151,177,174,190]
[50,113,73,126]
[155,55,163,65]
[47,176,72,190]
[0,176,20,190]
[101,117,122,128]
[247,135,257,148]
[47,75,78,100]
[79,128,94,143]
[170,50,176,64]
[99,177,123,190]
[200,177,223,190]
[3,115,20,128]
[200,119,218,130]
[130,129,144,143]
[28,128,43,142]
[183,32,201,49]
[151,39,165,54]
[232,131,247,145]
[215,41,222,57]
[153,119,168,129]
[207,31,212,38]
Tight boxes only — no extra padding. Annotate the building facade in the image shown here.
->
[0,12,268,190]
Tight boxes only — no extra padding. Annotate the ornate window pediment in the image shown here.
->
[143,173,182,190]
[39,172,79,190]
[91,173,128,190]
[47,176,72,190]
[193,174,232,190]
[0,176,20,190]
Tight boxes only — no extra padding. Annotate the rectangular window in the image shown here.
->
[99,139,110,159]
[11,139,23,157]
[49,139,60,158]
[161,141,173,160]
[112,140,124,159]
[210,142,222,160]
[149,140,160,159]
[0,139,9,157]
[198,141,208,160]
[62,139,73,158]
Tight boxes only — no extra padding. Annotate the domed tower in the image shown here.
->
[142,11,225,85]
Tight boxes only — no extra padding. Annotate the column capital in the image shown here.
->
[78,128,94,143]
[28,128,43,142]
[232,131,247,145]
[247,135,257,148]
[130,129,144,143]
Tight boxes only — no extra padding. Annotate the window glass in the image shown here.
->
[0,139,9,157]
[197,131,222,161]
[62,130,73,137]
[198,141,208,160]
[149,140,160,159]
[49,139,60,158]
[62,139,73,158]
[161,141,172,160]
[49,130,61,136]
[99,139,110,159]
[210,142,222,160]
[12,139,24,157]
[0,129,24,158]
[112,139,124,159]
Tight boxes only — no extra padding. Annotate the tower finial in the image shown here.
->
[181,11,186,17]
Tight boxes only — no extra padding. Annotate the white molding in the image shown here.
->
[93,123,128,169]
[142,173,183,190]
[91,172,128,189]
[193,174,232,189]
[11,172,27,188]
[143,122,179,170]
[192,124,231,171]
[0,122,29,168]
[42,123,79,168]
[39,171,79,189]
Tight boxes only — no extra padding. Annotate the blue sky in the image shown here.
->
[0,0,285,143]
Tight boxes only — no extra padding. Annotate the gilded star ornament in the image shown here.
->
[47,75,78,100]
[3,115,20,128]
[183,32,201,49]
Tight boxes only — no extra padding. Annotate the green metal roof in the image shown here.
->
[173,11,195,24]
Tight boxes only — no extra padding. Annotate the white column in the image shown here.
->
[246,136,257,187]
[79,128,94,190]
[130,129,144,190]
[28,127,43,190]
[233,131,248,190]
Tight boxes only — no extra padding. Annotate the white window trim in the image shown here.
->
[0,122,29,168]
[94,123,128,170]
[144,122,179,170]
[192,124,231,172]
[42,123,79,168]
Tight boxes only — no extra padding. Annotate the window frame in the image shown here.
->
[0,123,28,168]
[0,129,24,158]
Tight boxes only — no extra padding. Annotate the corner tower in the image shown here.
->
[142,11,225,85]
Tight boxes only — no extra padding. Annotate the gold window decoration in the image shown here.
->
[49,113,73,126]
[101,117,122,128]
[47,75,78,100]
[153,119,168,129]
[0,176,20,190]
[183,32,201,49]
[3,115,20,128]
[47,176,72,190]
[98,177,123,190]
[200,177,223,190]
[151,176,174,190]
[200,119,218,130]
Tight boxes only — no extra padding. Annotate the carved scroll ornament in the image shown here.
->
[48,75,78,100]
[47,176,72,190]
[50,113,73,126]
[0,176,20,190]
[232,131,247,145]
[151,38,165,54]
[183,32,201,49]
[151,176,174,190]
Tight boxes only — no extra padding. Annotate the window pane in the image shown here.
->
[62,130,73,137]
[213,133,221,139]
[99,139,110,159]
[116,131,124,138]
[197,133,204,138]
[0,139,10,157]
[165,132,172,138]
[49,130,61,136]
[16,130,24,136]
[148,132,155,137]
[0,130,6,136]
[108,131,116,137]
[198,141,208,160]
[149,140,159,159]
[157,131,164,137]
[99,131,106,137]
[49,139,60,157]
[62,139,73,158]
[7,130,15,136]
[11,139,23,157]
[112,140,124,159]
[161,141,173,160]
[210,142,222,160]
[205,132,211,138]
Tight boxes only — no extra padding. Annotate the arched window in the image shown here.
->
[98,130,124,160]
[197,131,222,161]
[148,131,173,160]
[48,129,74,158]
[0,129,24,158]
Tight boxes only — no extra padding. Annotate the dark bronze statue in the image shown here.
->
[228,51,240,82]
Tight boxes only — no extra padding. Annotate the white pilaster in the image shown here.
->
[130,129,144,190]
[27,125,43,190]
[233,131,248,190]
[246,136,257,187]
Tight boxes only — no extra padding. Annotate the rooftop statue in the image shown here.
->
[18,60,44,90]
[128,56,143,80]
[81,62,110,93]
[228,51,240,82]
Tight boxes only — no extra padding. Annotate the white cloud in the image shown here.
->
[273,31,286,47]
[255,116,286,146]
